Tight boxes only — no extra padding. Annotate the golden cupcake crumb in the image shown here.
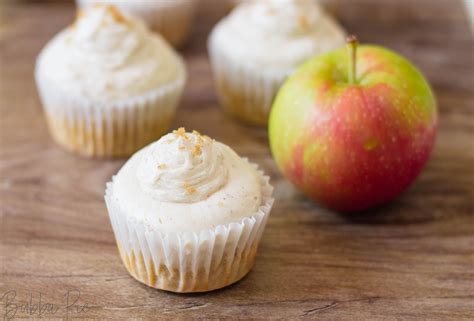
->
[158,164,167,169]
[173,127,186,136]
[192,145,202,156]
[173,127,189,140]
[170,128,213,155]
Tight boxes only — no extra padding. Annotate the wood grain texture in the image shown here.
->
[1,0,473,319]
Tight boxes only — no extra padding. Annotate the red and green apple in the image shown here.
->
[269,36,438,212]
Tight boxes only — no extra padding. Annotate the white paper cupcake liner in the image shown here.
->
[76,0,197,47]
[208,34,289,127]
[145,0,197,47]
[35,58,186,158]
[104,161,274,293]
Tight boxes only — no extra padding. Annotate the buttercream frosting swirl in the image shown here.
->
[37,4,184,101]
[211,0,346,70]
[71,5,145,69]
[136,128,228,203]
[242,0,324,37]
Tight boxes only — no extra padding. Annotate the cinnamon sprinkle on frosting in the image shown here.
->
[192,145,202,156]
[136,129,230,203]
[173,127,189,140]
[105,5,129,24]
[182,182,197,195]
[71,5,129,30]
[170,128,210,156]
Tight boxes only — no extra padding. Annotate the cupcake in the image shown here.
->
[227,0,340,16]
[35,5,186,158]
[76,0,198,47]
[105,128,274,292]
[208,0,346,126]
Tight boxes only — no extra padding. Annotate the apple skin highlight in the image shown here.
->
[269,45,438,212]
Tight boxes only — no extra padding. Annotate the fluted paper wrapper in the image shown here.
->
[145,0,197,47]
[76,0,197,47]
[104,162,274,293]
[208,36,289,127]
[35,63,185,158]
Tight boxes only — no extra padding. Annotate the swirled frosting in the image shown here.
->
[210,0,346,71]
[137,128,228,203]
[37,5,184,101]
[112,128,264,233]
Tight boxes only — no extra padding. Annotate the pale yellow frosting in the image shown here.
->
[36,5,184,101]
[112,129,263,233]
[209,0,346,72]
[137,129,228,203]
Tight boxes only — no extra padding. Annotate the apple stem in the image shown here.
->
[347,35,358,85]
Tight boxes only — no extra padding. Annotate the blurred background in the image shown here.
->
[0,1,473,319]
[1,0,472,86]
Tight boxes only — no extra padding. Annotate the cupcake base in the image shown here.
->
[45,107,173,158]
[148,0,197,48]
[208,37,287,127]
[117,243,257,292]
[105,163,273,293]
[36,61,185,158]
[215,69,278,127]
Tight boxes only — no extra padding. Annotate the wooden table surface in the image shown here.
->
[1,0,473,320]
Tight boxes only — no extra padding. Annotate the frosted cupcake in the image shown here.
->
[227,0,340,16]
[105,128,274,292]
[208,0,346,126]
[77,0,198,47]
[35,5,186,157]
